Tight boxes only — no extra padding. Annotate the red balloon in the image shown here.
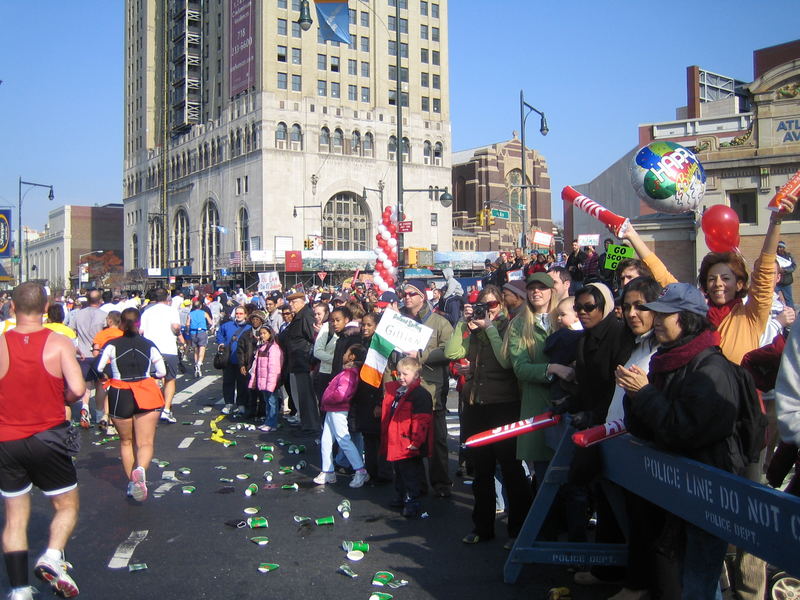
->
[701,205,740,253]
[387,223,397,236]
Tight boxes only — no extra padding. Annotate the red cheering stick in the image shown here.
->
[562,186,630,237]
[463,412,560,448]
[572,419,627,448]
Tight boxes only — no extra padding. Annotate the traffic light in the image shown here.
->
[303,238,313,250]
[476,210,485,227]
[488,209,495,226]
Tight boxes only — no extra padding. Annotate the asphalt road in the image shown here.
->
[11,359,613,600]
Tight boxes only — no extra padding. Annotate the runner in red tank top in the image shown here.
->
[0,283,85,600]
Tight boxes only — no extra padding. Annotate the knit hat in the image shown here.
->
[503,280,527,300]
[402,279,427,296]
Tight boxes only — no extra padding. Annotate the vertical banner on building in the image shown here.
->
[315,0,351,44]
[229,0,255,97]
[285,251,303,272]
[0,210,11,258]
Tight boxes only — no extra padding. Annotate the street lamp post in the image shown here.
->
[362,180,385,213]
[18,177,54,284]
[519,90,548,250]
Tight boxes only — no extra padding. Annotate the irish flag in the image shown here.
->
[360,331,396,388]
[360,308,434,388]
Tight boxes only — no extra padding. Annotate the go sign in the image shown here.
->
[603,243,635,272]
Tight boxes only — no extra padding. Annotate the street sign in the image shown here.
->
[317,271,327,282]
[517,203,525,211]
[491,209,509,219]
[398,220,413,233]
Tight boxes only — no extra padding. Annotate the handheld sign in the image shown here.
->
[464,412,560,448]
[577,234,600,248]
[603,244,635,272]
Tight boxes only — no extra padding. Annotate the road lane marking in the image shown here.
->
[173,375,217,405]
[108,530,148,569]
[178,437,195,449]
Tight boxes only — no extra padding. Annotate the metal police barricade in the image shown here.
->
[504,423,800,585]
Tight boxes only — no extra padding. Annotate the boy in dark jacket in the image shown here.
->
[381,357,433,518]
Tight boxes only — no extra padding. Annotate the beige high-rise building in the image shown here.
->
[123,0,452,282]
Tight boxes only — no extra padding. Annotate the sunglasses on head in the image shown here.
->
[573,302,599,313]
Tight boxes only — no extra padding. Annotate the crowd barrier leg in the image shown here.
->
[503,424,628,584]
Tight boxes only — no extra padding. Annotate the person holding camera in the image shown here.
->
[445,285,531,545]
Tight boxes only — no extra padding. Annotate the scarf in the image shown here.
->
[706,298,742,328]
[648,329,718,388]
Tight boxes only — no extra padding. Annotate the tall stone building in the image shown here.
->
[124,0,452,282]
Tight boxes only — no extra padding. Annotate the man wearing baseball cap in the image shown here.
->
[400,279,454,496]
[375,291,399,313]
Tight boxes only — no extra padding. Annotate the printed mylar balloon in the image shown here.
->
[630,141,706,214]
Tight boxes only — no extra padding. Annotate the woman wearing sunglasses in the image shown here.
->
[445,285,531,546]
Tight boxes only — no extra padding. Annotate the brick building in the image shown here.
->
[451,135,551,252]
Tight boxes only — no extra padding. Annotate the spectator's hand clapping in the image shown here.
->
[615,364,649,393]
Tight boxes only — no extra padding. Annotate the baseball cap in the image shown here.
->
[525,273,554,289]
[641,283,708,316]
[376,291,399,308]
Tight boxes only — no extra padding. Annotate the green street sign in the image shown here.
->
[517,203,525,210]
[490,209,509,219]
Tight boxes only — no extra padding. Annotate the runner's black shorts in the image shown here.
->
[107,387,159,420]
[0,435,77,497]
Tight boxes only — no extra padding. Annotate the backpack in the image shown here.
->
[690,348,767,466]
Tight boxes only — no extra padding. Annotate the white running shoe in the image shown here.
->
[349,470,370,488]
[7,586,36,600]
[160,410,177,424]
[221,404,234,415]
[313,471,337,485]
[131,466,147,502]
[34,553,79,598]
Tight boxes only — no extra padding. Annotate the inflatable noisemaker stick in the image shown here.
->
[571,419,627,448]
[768,168,800,213]
[463,412,560,448]
[562,186,630,237]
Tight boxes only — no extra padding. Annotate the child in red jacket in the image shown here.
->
[314,344,370,488]
[381,356,433,518]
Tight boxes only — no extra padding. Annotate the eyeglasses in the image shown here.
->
[403,291,421,298]
[485,300,501,309]
[281,311,292,316]
[573,302,599,313]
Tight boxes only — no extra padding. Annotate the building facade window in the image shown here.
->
[331,81,340,98]
[348,59,357,75]
[322,193,371,251]
[174,209,190,265]
[317,80,327,96]
[433,97,441,112]
[432,50,440,65]
[361,61,369,77]
[361,86,370,102]
[432,73,440,89]
[420,1,428,16]
[291,21,301,37]
[421,96,430,111]
[291,123,303,148]
[277,18,287,35]
[421,48,428,63]
[277,45,287,62]
[320,126,331,149]
[292,47,302,64]
[363,132,374,156]
[148,218,162,269]
[431,3,439,18]
[291,74,302,91]
[201,201,221,275]
[388,135,397,159]
[729,190,758,224]
[360,11,369,26]
[348,84,357,101]
[333,128,344,152]
[131,233,139,269]
[330,56,340,72]
[238,207,249,252]
[277,72,288,89]
[432,27,439,42]
[276,122,288,144]
[420,24,428,39]
[434,141,443,164]
[423,140,432,164]
[360,36,369,52]
[317,54,326,70]
[352,130,361,154]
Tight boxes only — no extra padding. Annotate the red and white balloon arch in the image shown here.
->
[372,206,399,293]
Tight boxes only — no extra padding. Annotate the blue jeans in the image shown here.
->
[259,391,279,428]
[682,521,726,600]
[335,432,364,468]
[777,283,794,308]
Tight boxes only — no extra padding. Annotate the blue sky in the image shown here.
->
[1,1,798,232]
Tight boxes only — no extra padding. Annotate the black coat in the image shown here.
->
[281,303,316,373]
[573,312,634,426]
[624,346,743,474]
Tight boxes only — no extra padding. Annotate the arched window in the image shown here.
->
[333,128,344,153]
[363,132,374,157]
[322,192,371,251]
[388,136,397,160]
[434,141,443,165]
[149,217,163,269]
[201,201,221,274]
[238,206,250,252]
[319,126,330,150]
[401,137,411,162]
[351,130,361,155]
[173,209,190,266]
[291,123,303,148]
[131,233,139,269]
[423,141,432,164]
[276,122,288,145]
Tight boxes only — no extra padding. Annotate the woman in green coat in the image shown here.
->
[503,272,559,485]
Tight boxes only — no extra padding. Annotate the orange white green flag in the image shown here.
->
[360,308,434,388]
